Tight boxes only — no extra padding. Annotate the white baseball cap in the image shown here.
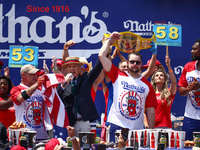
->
[20,64,39,75]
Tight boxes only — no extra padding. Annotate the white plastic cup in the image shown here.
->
[150,131,159,149]
[137,130,142,148]
[146,129,154,147]
[168,130,175,148]
[15,130,21,145]
[128,130,135,147]
[176,131,186,148]
[153,131,159,148]
[143,129,148,147]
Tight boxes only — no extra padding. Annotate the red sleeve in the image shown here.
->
[169,90,176,103]
[105,63,128,83]
[178,65,188,87]
[10,85,26,105]
[90,85,96,102]
[105,64,119,83]
[178,61,196,87]
[145,85,157,108]
[141,78,157,108]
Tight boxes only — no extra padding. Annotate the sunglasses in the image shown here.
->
[129,60,141,65]
[81,64,88,69]
[106,53,112,57]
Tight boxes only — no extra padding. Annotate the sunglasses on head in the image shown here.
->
[81,64,88,69]
[129,60,141,65]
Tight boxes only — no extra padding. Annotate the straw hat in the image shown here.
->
[79,57,92,73]
[62,57,83,67]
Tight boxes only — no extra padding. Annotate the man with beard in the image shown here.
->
[98,32,157,135]
[178,39,200,140]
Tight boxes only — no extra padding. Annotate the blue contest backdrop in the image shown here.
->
[1,0,200,121]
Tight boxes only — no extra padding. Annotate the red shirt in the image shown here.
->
[91,85,96,102]
[0,96,15,128]
[154,92,175,128]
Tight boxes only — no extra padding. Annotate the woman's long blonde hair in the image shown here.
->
[151,69,171,104]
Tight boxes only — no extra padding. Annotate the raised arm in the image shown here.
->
[4,67,14,87]
[98,32,121,72]
[62,40,75,63]
[166,55,177,95]
[142,41,157,79]
[16,76,45,103]
[4,67,10,78]
[112,48,126,61]
[67,126,81,150]
[51,56,62,74]
[92,70,104,92]
[43,60,49,74]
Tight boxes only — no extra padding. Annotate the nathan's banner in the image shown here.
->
[103,31,156,53]
[9,46,39,68]
[153,24,182,46]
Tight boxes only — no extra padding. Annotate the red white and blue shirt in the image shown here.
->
[11,83,52,139]
[105,64,157,129]
[178,61,200,120]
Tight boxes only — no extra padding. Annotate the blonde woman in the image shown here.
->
[144,56,177,128]
[150,56,177,128]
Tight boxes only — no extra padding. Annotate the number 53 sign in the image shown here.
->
[9,46,39,68]
[153,24,182,47]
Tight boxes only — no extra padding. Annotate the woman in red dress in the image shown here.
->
[0,75,15,129]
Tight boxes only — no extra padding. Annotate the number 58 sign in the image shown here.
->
[9,46,39,68]
[153,24,182,47]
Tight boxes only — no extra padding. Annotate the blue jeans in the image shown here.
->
[182,116,200,140]
[109,123,122,142]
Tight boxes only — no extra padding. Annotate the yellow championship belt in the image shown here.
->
[103,31,156,53]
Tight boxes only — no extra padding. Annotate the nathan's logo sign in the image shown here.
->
[123,20,154,36]
[123,20,177,36]
[0,4,107,44]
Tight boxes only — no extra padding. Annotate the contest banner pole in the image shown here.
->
[166,45,169,56]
